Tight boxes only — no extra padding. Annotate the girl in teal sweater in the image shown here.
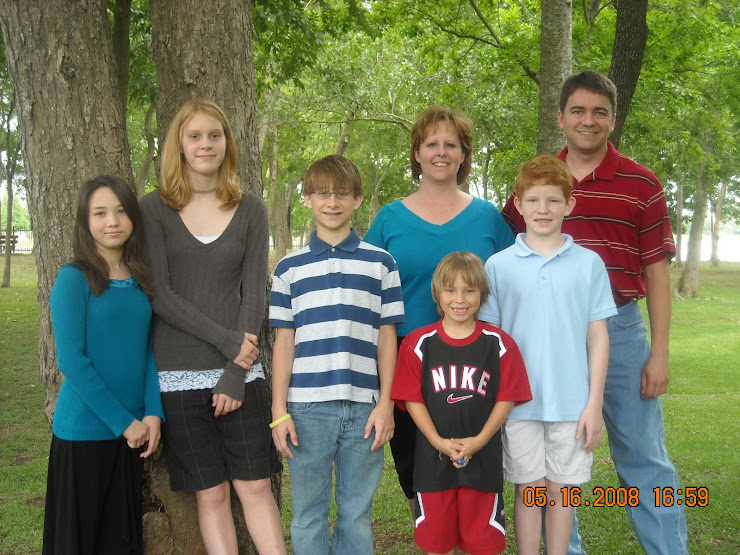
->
[43,175,164,555]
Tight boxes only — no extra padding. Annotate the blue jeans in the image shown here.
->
[561,301,688,554]
[287,400,383,555]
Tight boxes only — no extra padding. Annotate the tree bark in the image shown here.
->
[112,0,132,120]
[268,122,279,230]
[608,0,648,149]
[2,139,21,288]
[368,156,394,228]
[135,103,157,197]
[710,180,726,267]
[0,154,4,284]
[537,0,572,155]
[674,171,684,267]
[2,97,22,288]
[674,137,711,298]
[0,0,133,420]
[335,112,354,157]
[149,0,262,195]
[481,146,491,202]
[273,178,300,262]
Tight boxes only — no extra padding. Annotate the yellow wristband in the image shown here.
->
[269,414,292,429]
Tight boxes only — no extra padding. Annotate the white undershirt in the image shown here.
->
[194,233,221,244]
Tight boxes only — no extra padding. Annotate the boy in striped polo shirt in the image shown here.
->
[269,155,404,554]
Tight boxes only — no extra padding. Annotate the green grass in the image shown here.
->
[1,256,739,554]
[0,255,47,554]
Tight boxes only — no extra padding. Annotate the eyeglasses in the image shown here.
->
[312,189,354,200]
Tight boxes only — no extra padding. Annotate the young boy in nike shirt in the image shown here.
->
[479,155,616,555]
[391,251,531,555]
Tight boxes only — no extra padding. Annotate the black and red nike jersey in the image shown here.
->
[392,320,531,493]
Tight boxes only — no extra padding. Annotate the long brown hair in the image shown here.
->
[158,99,242,210]
[73,175,153,296]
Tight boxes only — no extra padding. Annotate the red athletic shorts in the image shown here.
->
[414,487,506,555]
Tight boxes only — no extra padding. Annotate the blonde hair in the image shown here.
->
[158,99,242,210]
[431,252,490,316]
[514,155,573,201]
[410,106,473,185]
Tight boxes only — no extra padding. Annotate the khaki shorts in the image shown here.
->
[502,420,592,485]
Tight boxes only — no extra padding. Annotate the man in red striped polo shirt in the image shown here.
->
[502,71,688,555]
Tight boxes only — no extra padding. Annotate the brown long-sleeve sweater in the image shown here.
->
[140,190,268,400]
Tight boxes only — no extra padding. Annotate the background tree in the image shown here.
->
[1,43,25,287]
[0,0,133,421]
[2,94,23,288]
[538,0,571,154]
[149,0,261,194]
[607,0,648,149]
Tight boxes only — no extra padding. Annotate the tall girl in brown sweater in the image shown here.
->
[140,99,286,554]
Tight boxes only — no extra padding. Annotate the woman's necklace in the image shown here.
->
[192,186,217,195]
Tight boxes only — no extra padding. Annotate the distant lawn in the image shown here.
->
[1,255,738,554]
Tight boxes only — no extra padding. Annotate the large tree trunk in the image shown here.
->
[111,0,132,120]
[537,0,572,155]
[149,0,262,195]
[608,0,648,149]
[710,180,726,267]
[674,138,711,298]
[148,3,272,552]
[0,0,133,420]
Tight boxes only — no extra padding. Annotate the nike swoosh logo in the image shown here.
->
[447,393,473,404]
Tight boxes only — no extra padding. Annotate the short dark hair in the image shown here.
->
[559,71,617,115]
[410,106,473,186]
[303,155,364,197]
[73,175,152,296]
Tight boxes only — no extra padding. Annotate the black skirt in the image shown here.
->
[43,435,144,555]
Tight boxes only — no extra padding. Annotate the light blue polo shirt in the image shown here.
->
[479,234,617,421]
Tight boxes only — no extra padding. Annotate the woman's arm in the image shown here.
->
[237,194,269,336]
[212,194,269,399]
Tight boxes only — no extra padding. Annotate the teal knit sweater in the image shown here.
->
[49,264,164,441]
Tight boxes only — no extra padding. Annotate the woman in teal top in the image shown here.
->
[43,175,164,555]
[364,105,513,509]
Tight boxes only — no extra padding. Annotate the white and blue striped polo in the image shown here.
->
[269,229,404,403]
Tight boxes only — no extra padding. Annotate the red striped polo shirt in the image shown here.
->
[502,143,676,304]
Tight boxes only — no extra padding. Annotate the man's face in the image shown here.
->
[558,89,616,156]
